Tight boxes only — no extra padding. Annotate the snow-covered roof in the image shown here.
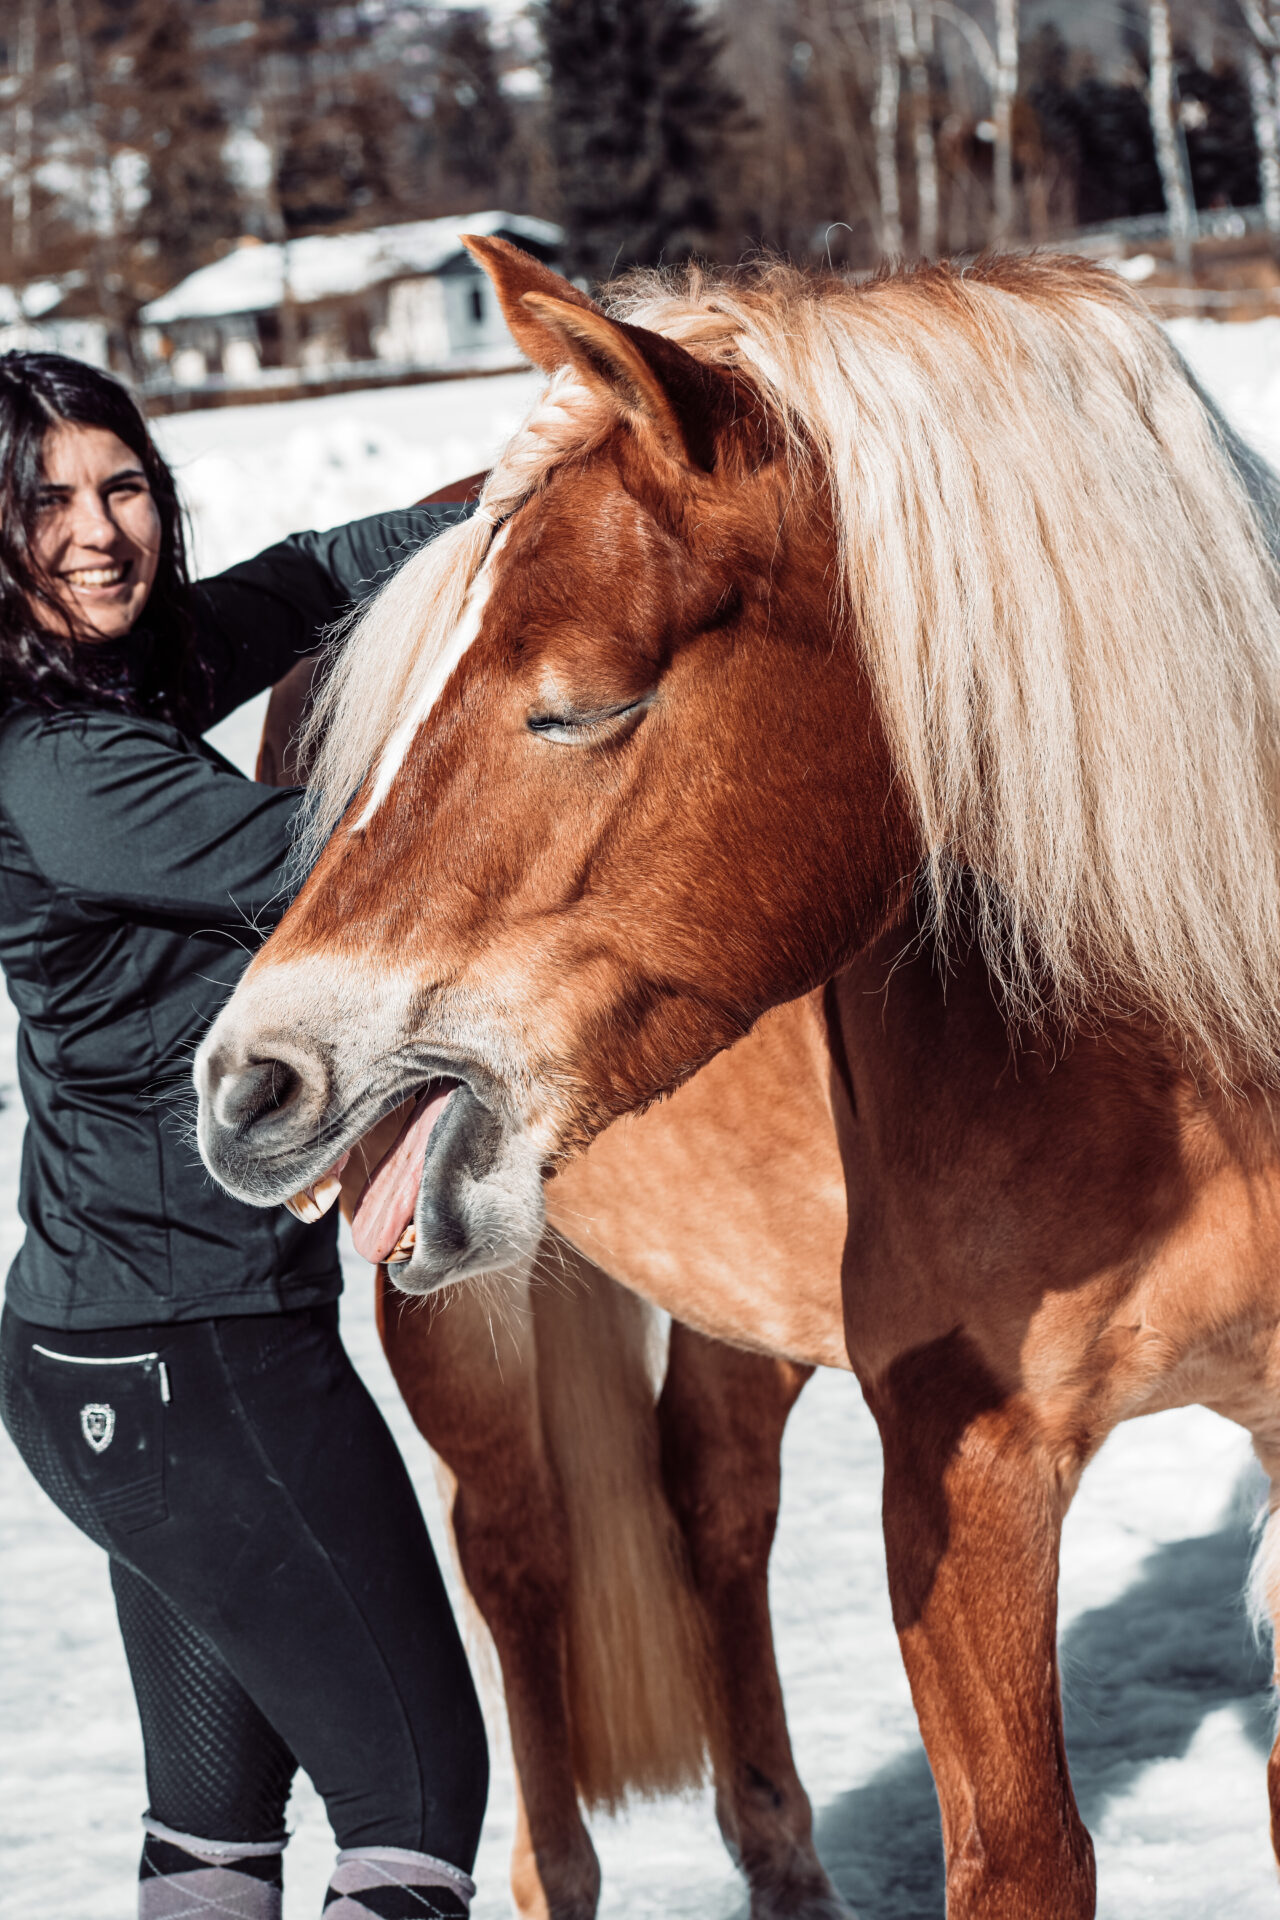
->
[142,210,562,325]
[0,274,85,323]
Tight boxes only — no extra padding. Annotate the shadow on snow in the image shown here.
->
[802,1486,1273,1919]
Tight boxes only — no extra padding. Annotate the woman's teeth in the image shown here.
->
[64,564,127,588]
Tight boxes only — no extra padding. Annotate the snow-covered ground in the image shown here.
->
[5,325,1280,1919]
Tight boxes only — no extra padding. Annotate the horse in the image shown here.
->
[256,658,849,1920]
[196,239,1280,1918]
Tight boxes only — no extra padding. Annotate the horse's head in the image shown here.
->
[194,239,911,1287]
[199,240,1280,1283]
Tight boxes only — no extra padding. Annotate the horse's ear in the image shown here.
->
[518,293,724,471]
[463,233,730,471]
[461,234,600,373]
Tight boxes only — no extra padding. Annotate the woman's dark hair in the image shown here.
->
[0,351,207,728]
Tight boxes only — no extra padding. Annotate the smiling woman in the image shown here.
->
[33,424,162,640]
[0,351,491,1920]
[0,353,205,725]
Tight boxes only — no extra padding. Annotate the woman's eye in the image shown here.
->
[527,697,651,745]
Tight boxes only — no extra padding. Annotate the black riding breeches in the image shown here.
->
[0,1300,488,1865]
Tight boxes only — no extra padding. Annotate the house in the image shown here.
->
[138,210,562,391]
[0,274,109,367]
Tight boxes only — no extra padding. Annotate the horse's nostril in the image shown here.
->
[219,1057,304,1134]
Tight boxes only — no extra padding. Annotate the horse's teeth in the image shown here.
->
[283,1171,343,1224]
[385,1225,417,1265]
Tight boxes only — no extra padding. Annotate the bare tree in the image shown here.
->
[806,1,883,249]
[1242,2,1280,240]
[874,3,903,255]
[896,2,938,256]
[1248,43,1280,233]
[11,0,37,264]
[992,0,1018,241]
[1148,0,1196,275]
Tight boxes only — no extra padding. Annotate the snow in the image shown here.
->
[141,212,562,324]
[6,324,1280,1917]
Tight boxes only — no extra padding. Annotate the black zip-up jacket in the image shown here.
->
[0,504,463,1331]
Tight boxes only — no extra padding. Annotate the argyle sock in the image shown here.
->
[138,1818,285,1918]
[322,1846,475,1918]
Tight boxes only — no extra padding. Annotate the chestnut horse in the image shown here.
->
[199,243,1280,1918]
[257,659,847,1920]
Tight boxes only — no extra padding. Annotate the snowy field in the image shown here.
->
[4,324,1280,1919]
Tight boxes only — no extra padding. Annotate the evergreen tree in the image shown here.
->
[432,10,514,197]
[535,0,742,284]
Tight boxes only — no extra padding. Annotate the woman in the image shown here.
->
[0,353,488,1920]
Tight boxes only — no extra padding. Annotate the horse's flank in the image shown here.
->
[303,254,1280,1088]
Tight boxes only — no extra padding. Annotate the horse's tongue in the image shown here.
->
[350,1085,456,1265]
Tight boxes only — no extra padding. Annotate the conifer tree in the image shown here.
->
[432,10,514,197]
[535,0,742,284]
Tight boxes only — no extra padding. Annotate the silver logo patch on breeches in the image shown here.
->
[79,1403,115,1453]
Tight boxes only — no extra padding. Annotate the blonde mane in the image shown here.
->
[303,254,1280,1086]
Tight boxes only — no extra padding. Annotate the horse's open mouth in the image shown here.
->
[283,1080,460,1265]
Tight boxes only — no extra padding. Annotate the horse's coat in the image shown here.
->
[198,242,1280,1918]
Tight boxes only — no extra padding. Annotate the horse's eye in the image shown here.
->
[527,696,652,745]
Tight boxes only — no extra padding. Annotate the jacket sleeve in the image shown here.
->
[0,710,306,926]
[192,501,473,730]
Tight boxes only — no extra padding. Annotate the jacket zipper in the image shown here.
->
[31,1344,171,1403]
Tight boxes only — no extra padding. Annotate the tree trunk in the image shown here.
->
[896,3,938,258]
[12,0,37,263]
[1147,0,1195,277]
[1248,44,1280,238]
[992,0,1017,242]
[875,5,903,258]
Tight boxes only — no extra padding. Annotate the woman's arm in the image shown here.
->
[0,707,306,925]
[192,501,473,732]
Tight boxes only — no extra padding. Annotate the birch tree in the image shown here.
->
[1242,2,1280,240]
[992,0,1018,241]
[1148,0,1196,274]
[896,2,938,256]
[874,4,903,256]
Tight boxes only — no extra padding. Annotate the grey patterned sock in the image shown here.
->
[138,1818,285,1918]
[322,1846,474,1918]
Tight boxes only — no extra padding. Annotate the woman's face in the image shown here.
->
[33,423,162,642]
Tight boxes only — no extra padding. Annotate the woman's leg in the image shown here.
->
[2,1301,488,1907]
[1,1309,294,1917]
[112,1560,295,1917]
[188,1304,489,1873]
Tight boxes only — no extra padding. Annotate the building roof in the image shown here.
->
[141,210,562,325]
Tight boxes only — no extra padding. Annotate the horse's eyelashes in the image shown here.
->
[527,696,653,745]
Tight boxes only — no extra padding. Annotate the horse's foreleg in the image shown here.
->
[871,1342,1093,1920]
[378,1271,600,1920]
[658,1326,847,1920]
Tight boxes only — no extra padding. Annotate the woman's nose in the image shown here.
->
[68,489,122,549]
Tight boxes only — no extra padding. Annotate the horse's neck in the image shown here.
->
[823,917,1280,1191]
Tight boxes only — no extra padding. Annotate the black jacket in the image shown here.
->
[0,504,463,1330]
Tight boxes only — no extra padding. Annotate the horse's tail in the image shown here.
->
[531,1237,722,1811]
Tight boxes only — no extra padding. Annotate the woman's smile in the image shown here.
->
[61,560,132,590]
[34,424,161,641]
